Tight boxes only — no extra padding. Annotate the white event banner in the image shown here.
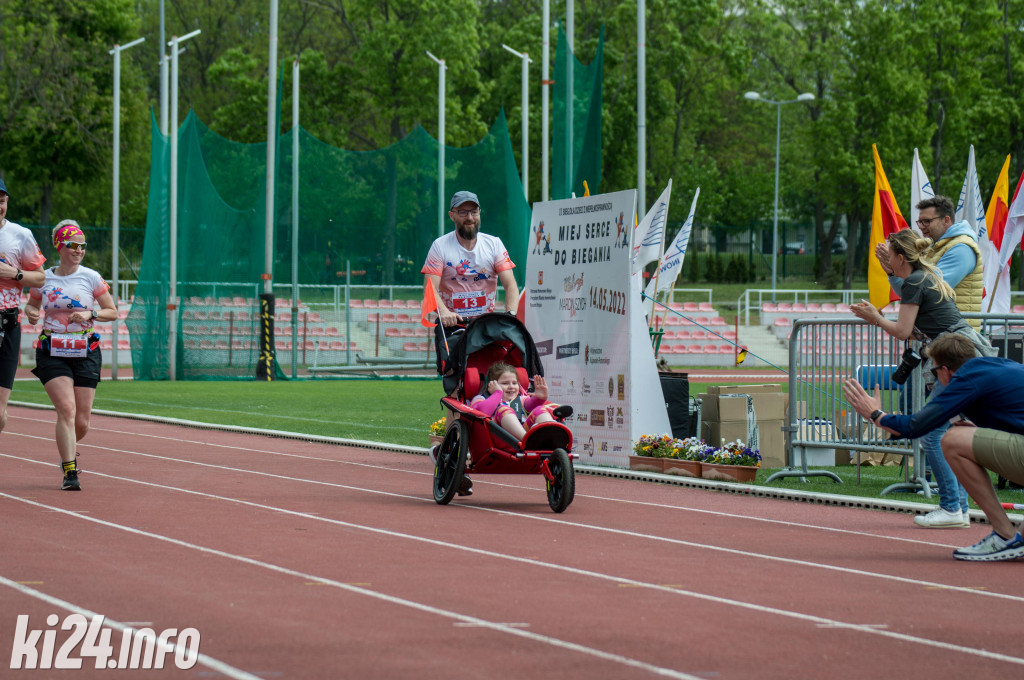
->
[524,190,670,468]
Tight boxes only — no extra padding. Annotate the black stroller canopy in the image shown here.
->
[440,313,545,395]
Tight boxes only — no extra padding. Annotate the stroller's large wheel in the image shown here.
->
[546,448,575,513]
[433,420,469,505]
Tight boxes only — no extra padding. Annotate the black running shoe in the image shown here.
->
[61,470,81,491]
[456,475,473,496]
[552,405,574,421]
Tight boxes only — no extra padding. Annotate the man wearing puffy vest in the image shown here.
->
[875,194,984,530]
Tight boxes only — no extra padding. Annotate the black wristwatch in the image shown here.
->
[15,269,23,281]
[869,409,885,422]
[91,309,98,320]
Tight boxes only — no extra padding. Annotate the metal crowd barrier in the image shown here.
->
[769,313,1024,495]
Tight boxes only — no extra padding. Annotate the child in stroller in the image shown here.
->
[470,361,566,440]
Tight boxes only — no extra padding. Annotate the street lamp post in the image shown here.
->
[502,44,532,199]
[167,28,201,381]
[426,51,447,238]
[109,36,146,381]
[743,91,814,300]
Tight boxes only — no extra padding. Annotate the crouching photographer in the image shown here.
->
[851,228,995,529]
[843,334,1024,561]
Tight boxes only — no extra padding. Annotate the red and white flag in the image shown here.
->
[983,155,1012,313]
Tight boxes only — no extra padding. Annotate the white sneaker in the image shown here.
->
[914,507,969,528]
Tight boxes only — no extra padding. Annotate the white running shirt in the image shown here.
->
[421,231,515,318]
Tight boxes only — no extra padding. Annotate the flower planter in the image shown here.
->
[700,463,758,483]
[629,455,668,473]
[428,434,444,448]
[663,458,702,477]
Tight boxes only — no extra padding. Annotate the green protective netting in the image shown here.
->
[552,24,604,200]
[127,108,537,380]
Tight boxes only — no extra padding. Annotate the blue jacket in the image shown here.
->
[881,357,1024,438]
[890,219,978,294]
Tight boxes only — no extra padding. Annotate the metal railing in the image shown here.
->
[772,313,1024,494]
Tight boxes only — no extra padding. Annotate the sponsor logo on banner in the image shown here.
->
[556,342,580,359]
[563,272,584,292]
[607,377,614,397]
[585,344,610,365]
[616,407,624,426]
[566,379,577,395]
[584,437,595,456]
[617,374,625,401]
[549,377,562,388]
[612,445,624,452]
[581,378,592,395]
[536,339,553,357]
[606,406,615,427]
[590,409,605,427]
[599,441,609,452]
[538,270,543,285]
[577,412,588,424]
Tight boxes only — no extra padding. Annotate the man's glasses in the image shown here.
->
[454,208,480,217]
[916,216,942,228]
[60,241,87,251]
[930,365,946,379]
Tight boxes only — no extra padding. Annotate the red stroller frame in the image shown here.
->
[432,313,576,513]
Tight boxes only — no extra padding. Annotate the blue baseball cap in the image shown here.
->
[0,178,7,196]
[449,190,480,210]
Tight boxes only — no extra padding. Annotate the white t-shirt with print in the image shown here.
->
[29,266,109,333]
[421,231,515,318]
[0,220,46,310]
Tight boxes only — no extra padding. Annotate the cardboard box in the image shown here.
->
[833,408,873,441]
[702,385,788,422]
[703,418,786,468]
[756,419,785,468]
[701,393,753,422]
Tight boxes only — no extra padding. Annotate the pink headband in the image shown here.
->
[54,224,84,250]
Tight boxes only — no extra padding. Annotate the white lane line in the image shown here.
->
[2,446,1021,605]
[2,480,1023,670]
[0,576,261,679]
[0,493,703,680]
[6,417,974,551]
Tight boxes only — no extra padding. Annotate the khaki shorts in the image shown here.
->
[972,428,1024,486]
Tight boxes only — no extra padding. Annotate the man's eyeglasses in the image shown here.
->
[454,208,480,218]
[60,241,87,251]
[916,216,943,228]
[930,365,946,379]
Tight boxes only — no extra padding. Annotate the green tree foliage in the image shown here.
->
[2,0,1023,292]
[0,0,144,226]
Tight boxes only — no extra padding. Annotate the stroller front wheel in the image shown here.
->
[433,420,469,505]
[546,447,575,513]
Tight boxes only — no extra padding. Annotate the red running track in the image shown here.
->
[2,405,1023,679]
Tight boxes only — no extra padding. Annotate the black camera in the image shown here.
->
[891,346,922,385]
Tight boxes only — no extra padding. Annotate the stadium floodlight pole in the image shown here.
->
[426,51,447,237]
[264,0,279,297]
[167,28,201,381]
[159,0,168,135]
[109,36,146,382]
[542,0,550,201]
[502,44,532,199]
[290,57,300,379]
[637,0,646,214]
[743,90,815,301]
[565,0,574,196]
